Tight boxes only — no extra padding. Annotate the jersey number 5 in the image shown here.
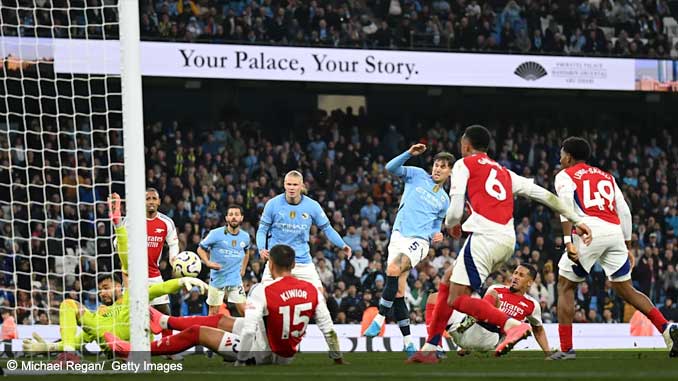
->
[485,169,507,201]
[279,303,312,339]
[582,180,614,211]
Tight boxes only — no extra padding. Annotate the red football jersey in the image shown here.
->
[563,163,620,225]
[259,276,319,357]
[462,153,514,225]
[492,285,541,325]
[145,213,178,278]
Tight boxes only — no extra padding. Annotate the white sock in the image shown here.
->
[403,335,414,347]
[374,314,385,325]
[503,318,521,332]
[160,315,169,329]
[421,342,437,352]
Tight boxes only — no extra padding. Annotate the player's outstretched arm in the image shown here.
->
[510,171,592,245]
[532,325,551,357]
[148,277,208,300]
[385,144,425,177]
[255,202,274,260]
[235,285,266,366]
[313,200,352,258]
[313,289,345,364]
[444,159,469,235]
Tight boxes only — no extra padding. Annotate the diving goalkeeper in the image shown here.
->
[22,193,206,356]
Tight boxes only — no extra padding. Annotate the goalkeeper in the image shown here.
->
[23,193,206,355]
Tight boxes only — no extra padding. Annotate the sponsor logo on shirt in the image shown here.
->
[415,187,444,209]
[477,157,502,169]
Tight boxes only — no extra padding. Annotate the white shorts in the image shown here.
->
[387,231,430,268]
[558,231,631,283]
[231,317,294,365]
[450,234,514,292]
[207,284,247,306]
[149,276,170,306]
[451,326,499,352]
[262,262,322,290]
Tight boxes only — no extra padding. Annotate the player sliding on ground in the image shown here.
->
[550,137,678,359]
[363,144,453,357]
[22,194,206,358]
[427,264,550,357]
[410,125,593,363]
[105,244,342,365]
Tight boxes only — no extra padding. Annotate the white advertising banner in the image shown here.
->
[2,37,645,91]
[8,323,667,352]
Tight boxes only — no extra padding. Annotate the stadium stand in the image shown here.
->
[1,0,676,57]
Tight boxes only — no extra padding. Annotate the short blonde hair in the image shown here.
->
[285,170,308,194]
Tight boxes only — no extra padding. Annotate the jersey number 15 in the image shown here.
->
[279,303,312,339]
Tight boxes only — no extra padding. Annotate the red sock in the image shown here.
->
[426,283,454,345]
[151,325,200,355]
[425,303,435,329]
[558,324,573,352]
[452,294,509,328]
[167,314,222,330]
[646,307,669,333]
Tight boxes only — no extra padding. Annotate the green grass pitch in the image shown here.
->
[2,351,677,380]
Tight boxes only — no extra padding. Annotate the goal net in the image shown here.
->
[0,0,149,364]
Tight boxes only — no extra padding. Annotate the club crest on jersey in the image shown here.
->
[301,212,309,219]
[155,228,165,233]
[240,242,246,248]
[519,301,529,308]
[232,240,237,247]
[289,211,296,219]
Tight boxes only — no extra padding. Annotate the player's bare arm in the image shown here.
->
[531,325,551,356]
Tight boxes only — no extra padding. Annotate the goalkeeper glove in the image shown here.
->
[179,277,208,294]
[23,332,59,353]
[108,193,122,227]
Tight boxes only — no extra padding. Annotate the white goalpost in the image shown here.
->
[0,0,150,366]
[118,0,150,363]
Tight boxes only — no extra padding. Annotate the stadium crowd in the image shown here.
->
[133,0,678,57]
[1,0,676,57]
[1,106,678,328]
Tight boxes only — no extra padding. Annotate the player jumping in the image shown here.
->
[410,125,592,363]
[364,144,453,357]
[550,136,678,359]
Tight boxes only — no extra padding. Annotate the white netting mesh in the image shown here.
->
[1,0,130,353]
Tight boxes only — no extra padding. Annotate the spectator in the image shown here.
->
[405,280,426,311]
[343,226,361,252]
[360,197,381,225]
[181,287,208,316]
[349,249,369,279]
